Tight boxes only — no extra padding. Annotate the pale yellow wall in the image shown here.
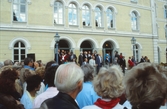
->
[28,1,53,26]
[156,1,166,19]
[158,21,166,39]
[118,0,151,7]
[158,43,167,62]
[0,1,11,24]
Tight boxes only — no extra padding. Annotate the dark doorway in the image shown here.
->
[80,40,93,53]
[103,41,114,64]
[56,39,70,52]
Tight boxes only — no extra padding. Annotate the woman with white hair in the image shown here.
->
[82,65,127,109]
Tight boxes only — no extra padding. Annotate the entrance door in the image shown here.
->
[59,40,71,53]
[103,41,114,65]
[80,40,93,54]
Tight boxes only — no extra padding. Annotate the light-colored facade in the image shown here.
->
[0,0,166,64]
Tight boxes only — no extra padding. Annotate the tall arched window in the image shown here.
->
[165,25,167,38]
[134,44,140,62]
[82,4,90,26]
[13,0,26,22]
[54,1,63,24]
[164,5,167,18]
[131,11,138,30]
[13,41,26,62]
[95,6,102,27]
[68,3,77,25]
[107,8,114,28]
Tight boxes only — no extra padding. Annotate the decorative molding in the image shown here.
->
[97,0,151,10]
[100,38,119,49]
[156,18,166,22]
[50,36,76,49]
[9,37,31,49]
[81,1,93,9]
[105,5,118,14]
[50,0,66,7]
[77,37,99,48]
[158,40,167,44]
[129,9,141,17]
[93,4,105,11]
[0,26,153,37]
[67,0,80,7]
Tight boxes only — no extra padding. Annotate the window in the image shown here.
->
[82,5,90,26]
[13,0,26,22]
[95,6,102,27]
[165,25,167,38]
[134,44,140,62]
[131,11,138,30]
[164,5,167,18]
[107,8,114,28]
[68,3,77,25]
[13,41,26,62]
[54,1,63,24]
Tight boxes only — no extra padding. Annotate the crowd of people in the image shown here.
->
[0,50,165,109]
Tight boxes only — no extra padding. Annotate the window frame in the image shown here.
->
[68,3,78,25]
[12,0,27,22]
[164,5,167,19]
[107,7,114,28]
[13,41,26,63]
[131,11,139,31]
[54,1,64,25]
[95,6,103,27]
[82,4,91,27]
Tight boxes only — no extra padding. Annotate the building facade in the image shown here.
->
[0,0,166,64]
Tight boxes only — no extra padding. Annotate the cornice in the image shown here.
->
[158,40,167,44]
[0,26,154,38]
[157,18,167,22]
[96,0,151,10]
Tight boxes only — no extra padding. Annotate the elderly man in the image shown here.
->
[41,63,84,109]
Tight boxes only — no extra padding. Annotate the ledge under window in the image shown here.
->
[12,21,27,25]
[54,24,64,27]
[131,0,138,3]
[69,25,79,28]
[132,29,139,32]
[96,27,104,29]
[83,26,92,28]
[108,27,116,30]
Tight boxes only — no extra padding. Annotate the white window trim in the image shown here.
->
[82,4,91,26]
[164,5,167,19]
[9,37,31,62]
[12,0,28,23]
[68,2,79,26]
[94,6,103,27]
[130,9,140,31]
[13,42,26,62]
[53,1,64,25]
[106,5,117,29]
[131,42,142,62]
